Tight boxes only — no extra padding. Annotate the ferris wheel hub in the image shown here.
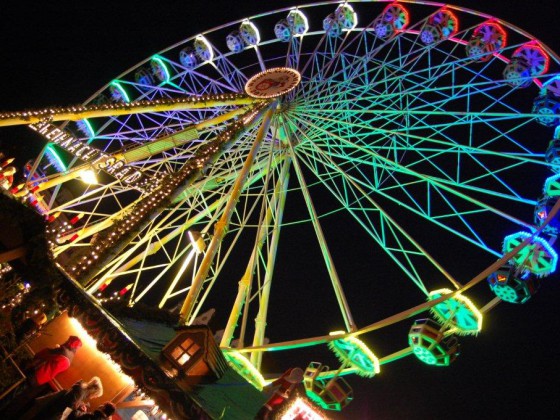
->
[245,67,301,99]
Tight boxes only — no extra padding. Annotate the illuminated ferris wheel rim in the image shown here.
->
[33,3,558,274]
[39,2,556,298]
[77,0,560,106]
[15,1,560,397]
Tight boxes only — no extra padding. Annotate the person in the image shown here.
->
[21,377,103,420]
[66,401,116,420]
[29,335,82,386]
[1,336,83,418]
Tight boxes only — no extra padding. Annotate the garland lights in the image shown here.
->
[69,316,134,385]
[0,93,251,123]
[65,101,270,284]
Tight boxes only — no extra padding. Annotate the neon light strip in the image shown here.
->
[110,81,130,103]
[152,56,170,83]
[46,144,67,171]
[82,118,95,138]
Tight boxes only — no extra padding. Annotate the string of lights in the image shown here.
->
[0,93,255,126]
[65,101,270,285]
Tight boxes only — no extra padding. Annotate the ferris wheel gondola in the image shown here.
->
[3,1,560,413]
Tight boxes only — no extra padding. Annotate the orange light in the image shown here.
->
[280,397,325,420]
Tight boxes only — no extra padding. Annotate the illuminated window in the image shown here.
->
[172,337,200,366]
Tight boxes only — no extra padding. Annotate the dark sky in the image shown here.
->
[1,1,560,419]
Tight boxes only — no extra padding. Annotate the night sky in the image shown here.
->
[1,1,560,419]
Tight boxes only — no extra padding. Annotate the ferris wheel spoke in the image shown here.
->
[303,50,494,114]
[19,2,560,389]
[299,24,375,105]
[131,232,201,305]
[286,132,357,331]
[250,162,290,367]
[204,46,249,92]
[315,149,527,256]
[285,36,301,71]
[300,74,506,114]
[88,182,233,294]
[178,104,276,324]
[292,111,535,256]
[220,155,290,354]
[303,31,355,90]
[301,158,464,291]
[180,64,244,93]
[87,197,221,294]
[231,223,548,354]
[296,108,542,203]
[303,22,513,113]
[287,115,453,293]
[303,7,432,98]
[317,135,535,229]
[300,24,459,105]
[189,165,284,326]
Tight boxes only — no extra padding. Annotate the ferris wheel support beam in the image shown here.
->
[0,94,256,127]
[251,157,291,369]
[158,249,198,309]
[219,156,290,349]
[131,240,196,305]
[30,107,250,194]
[179,103,276,326]
[86,155,281,295]
[219,195,275,347]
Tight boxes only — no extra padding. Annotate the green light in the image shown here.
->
[503,232,558,276]
[222,350,266,390]
[492,283,527,303]
[429,289,482,335]
[544,174,560,197]
[328,332,380,378]
[151,55,170,83]
[110,81,130,103]
[82,119,95,138]
[305,388,340,411]
[46,144,67,172]
[412,347,438,365]
[408,320,459,367]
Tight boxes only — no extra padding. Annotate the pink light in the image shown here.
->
[280,398,325,420]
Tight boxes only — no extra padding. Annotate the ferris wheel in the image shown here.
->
[6,0,560,412]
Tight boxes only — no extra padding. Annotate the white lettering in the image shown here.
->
[59,137,74,148]
[29,120,147,191]
[82,149,99,161]
[75,146,91,157]
[97,157,116,169]
[45,128,62,140]
[105,160,125,175]
[92,153,109,165]
[66,141,82,153]
[123,172,143,184]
